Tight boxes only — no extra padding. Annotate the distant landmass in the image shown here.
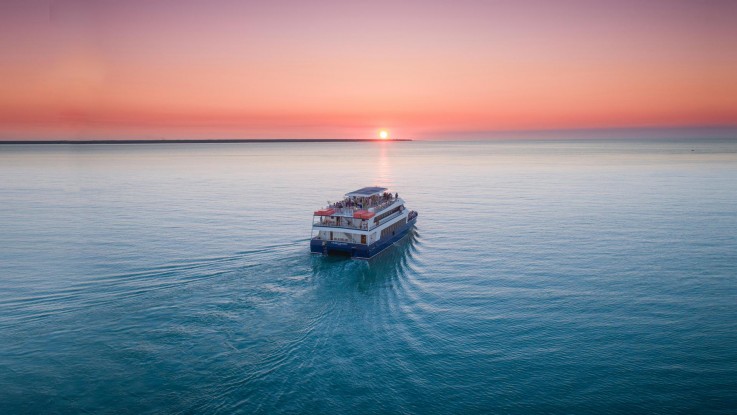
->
[0,139,412,145]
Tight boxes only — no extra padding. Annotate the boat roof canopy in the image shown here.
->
[345,186,388,198]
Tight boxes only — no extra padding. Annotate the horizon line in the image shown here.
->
[0,138,414,145]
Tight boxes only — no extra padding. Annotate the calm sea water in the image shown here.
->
[1,140,736,414]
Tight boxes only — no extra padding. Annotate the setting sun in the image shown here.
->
[379,130,389,139]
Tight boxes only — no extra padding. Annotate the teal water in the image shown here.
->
[1,140,736,414]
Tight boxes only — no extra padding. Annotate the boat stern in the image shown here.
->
[311,238,371,258]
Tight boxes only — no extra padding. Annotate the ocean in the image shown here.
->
[1,139,736,414]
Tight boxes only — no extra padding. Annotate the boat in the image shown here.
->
[311,186,418,259]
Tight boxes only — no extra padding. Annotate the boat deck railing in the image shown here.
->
[324,195,398,213]
[314,220,370,231]
[320,198,401,217]
[312,235,354,243]
[315,208,407,231]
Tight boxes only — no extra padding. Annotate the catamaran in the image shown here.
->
[311,186,418,259]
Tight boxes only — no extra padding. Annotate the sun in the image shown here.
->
[379,130,389,139]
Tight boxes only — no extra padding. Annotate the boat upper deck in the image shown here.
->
[314,187,402,218]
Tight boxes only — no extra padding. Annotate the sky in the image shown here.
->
[1,0,736,140]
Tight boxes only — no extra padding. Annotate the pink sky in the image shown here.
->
[1,0,736,140]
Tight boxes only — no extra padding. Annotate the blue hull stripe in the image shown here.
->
[311,217,417,259]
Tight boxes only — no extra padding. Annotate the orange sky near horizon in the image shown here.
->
[1,0,736,140]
